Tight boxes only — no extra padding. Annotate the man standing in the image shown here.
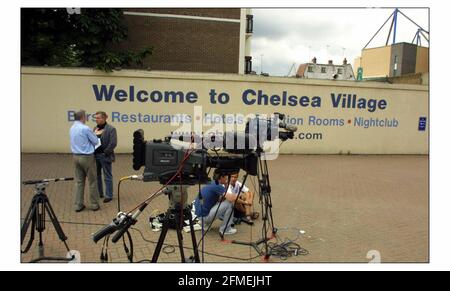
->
[94,111,117,203]
[70,110,100,212]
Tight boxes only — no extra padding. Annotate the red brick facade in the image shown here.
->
[117,9,241,73]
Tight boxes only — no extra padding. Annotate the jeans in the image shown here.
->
[95,153,113,199]
[199,200,234,233]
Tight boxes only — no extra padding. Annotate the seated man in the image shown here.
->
[228,172,259,225]
[194,170,238,236]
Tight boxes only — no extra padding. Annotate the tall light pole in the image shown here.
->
[260,54,264,74]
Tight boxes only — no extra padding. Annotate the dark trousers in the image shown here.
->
[95,153,113,199]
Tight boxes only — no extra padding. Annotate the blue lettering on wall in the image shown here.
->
[68,110,75,121]
[112,111,121,122]
[93,85,115,101]
[330,93,387,112]
[91,84,388,113]
[418,117,427,131]
[242,89,256,105]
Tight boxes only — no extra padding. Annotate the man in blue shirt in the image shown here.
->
[70,110,100,212]
[194,170,237,236]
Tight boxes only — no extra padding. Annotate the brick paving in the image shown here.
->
[20,154,428,263]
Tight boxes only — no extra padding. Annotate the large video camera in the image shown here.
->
[132,130,209,184]
[132,131,259,184]
[94,113,296,262]
[132,113,296,183]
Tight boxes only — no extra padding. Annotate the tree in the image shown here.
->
[21,8,152,72]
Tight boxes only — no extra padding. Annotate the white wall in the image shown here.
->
[21,67,428,154]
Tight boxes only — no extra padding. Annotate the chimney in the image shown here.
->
[328,60,333,65]
[312,57,317,64]
[343,58,348,65]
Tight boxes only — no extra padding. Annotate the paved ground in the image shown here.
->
[20,154,428,263]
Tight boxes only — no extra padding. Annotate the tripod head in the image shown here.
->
[163,184,191,211]
[22,177,74,185]
[22,177,74,193]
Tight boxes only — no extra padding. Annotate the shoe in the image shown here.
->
[75,205,86,212]
[99,194,104,198]
[241,216,254,225]
[92,205,100,211]
[221,228,237,235]
[103,197,112,203]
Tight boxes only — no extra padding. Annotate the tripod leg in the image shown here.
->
[151,214,171,263]
[21,207,37,254]
[266,193,276,234]
[43,198,65,239]
[258,157,271,260]
[43,202,71,252]
[174,213,186,263]
[21,197,37,245]
[187,211,200,263]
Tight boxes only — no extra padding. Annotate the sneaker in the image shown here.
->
[103,197,112,203]
[221,228,237,235]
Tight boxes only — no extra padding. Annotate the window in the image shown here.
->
[245,56,252,74]
[337,68,343,74]
[393,55,398,76]
[307,66,313,73]
[246,15,253,33]
[321,67,326,73]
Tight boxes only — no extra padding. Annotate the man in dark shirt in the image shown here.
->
[94,111,117,203]
[194,170,237,236]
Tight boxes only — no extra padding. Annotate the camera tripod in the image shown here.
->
[151,185,200,263]
[21,178,75,263]
[227,149,277,261]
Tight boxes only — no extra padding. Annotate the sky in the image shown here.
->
[251,8,429,76]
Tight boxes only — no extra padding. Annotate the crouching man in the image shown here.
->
[194,170,238,236]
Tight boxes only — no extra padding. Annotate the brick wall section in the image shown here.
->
[390,43,417,77]
[124,8,241,19]
[399,43,418,75]
[116,9,241,73]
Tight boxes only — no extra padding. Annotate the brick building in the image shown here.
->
[117,8,253,74]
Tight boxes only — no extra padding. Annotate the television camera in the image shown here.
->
[92,113,297,262]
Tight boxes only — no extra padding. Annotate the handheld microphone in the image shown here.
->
[92,212,127,243]
[111,202,148,243]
